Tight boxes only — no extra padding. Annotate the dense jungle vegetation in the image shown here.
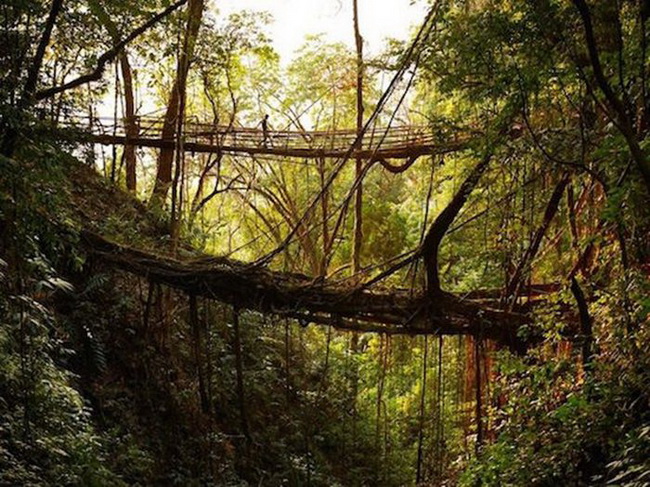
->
[1,0,649,485]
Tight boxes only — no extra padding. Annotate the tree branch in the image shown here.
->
[34,0,188,101]
[21,0,64,104]
[504,174,571,307]
[422,153,492,295]
[572,0,650,192]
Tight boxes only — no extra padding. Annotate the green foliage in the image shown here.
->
[460,273,650,486]
[0,248,119,485]
[1,0,649,485]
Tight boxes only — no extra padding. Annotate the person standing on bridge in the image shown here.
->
[261,114,272,148]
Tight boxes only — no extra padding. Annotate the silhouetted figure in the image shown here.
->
[261,114,270,147]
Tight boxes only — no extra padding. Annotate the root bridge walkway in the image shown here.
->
[63,116,471,160]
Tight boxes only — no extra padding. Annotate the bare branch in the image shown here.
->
[572,0,650,192]
[34,0,188,101]
[21,0,64,104]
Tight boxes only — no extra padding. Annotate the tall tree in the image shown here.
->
[89,0,139,192]
[352,0,364,275]
[151,0,205,205]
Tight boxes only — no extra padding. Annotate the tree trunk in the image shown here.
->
[352,0,364,275]
[422,154,492,296]
[573,0,650,194]
[121,53,138,192]
[570,277,593,372]
[151,0,205,205]
[1,0,63,157]
[89,0,139,192]
[505,175,570,307]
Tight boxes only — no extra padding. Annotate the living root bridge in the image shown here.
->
[81,134,467,161]
[83,232,528,345]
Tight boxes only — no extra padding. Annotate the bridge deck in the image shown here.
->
[65,116,471,159]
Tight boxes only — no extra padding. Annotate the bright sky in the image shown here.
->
[99,0,428,119]
[215,0,428,64]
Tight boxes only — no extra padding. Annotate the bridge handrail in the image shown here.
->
[58,115,471,152]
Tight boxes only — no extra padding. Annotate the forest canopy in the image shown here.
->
[0,0,648,485]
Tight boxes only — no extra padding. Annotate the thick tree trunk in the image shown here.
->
[89,0,139,191]
[573,0,650,194]
[151,0,204,204]
[1,0,63,157]
[120,53,138,192]
[349,3,365,444]
[21,0,64,105]
[422,154,492,296]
